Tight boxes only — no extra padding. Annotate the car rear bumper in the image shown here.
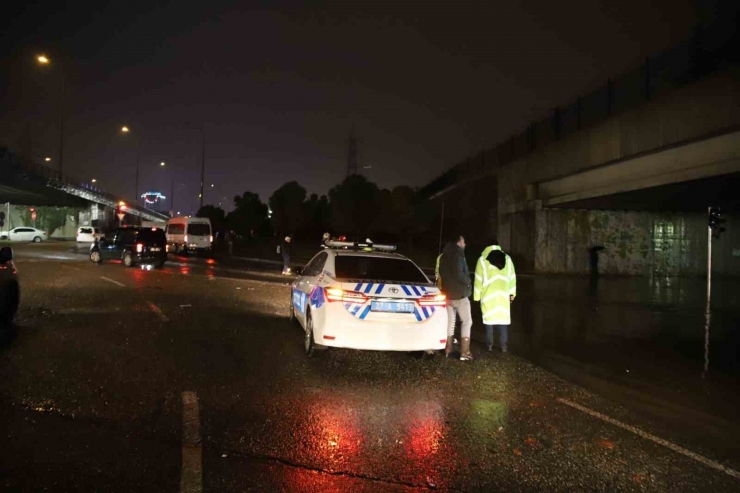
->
[315,304,447,351]
[135,252,166,264]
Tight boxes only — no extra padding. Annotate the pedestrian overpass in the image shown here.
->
[0,148,168,235]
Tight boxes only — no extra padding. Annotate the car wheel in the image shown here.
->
[123,252,134,268]
[33,236,42,243]
[90,250,102,264]
[304,311,316,357]
[289,297,296,323]
[0,282,19,329]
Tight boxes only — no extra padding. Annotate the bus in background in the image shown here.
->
[166,216,213,255]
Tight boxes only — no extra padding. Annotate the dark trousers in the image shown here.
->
[485,324,508,350]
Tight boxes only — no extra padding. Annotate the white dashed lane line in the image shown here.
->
[557,398,740,480]
[100,276,126,287]
[148,302,169,321]
[181,391,203,493]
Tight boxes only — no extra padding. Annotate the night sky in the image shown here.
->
[2,0,695,213]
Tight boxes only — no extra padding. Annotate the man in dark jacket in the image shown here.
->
[439,234,473,360]
[281,236,292,275]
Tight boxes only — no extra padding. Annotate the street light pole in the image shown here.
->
[134,136,141,206]
[37,55,66,176]
[58,70,66,176]
[199,123,205,210]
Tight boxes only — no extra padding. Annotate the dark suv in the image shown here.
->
[90,227,167,268]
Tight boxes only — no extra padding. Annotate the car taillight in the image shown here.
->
[209,235,213,243]
[136,243,144,253]
[325,288,368,303]
[418,293,446,307]
[166,244,170,252]
[184,235,188,243]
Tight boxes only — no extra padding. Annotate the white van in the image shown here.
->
[166,217,213,254]
[76,227,102,243]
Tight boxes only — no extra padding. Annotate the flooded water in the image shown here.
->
[498,274,740,420]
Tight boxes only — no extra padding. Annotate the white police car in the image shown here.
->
[290,241,447,356]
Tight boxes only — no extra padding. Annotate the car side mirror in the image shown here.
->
[0,246,13,263]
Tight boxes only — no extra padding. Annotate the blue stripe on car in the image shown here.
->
[374,283,385,294]
[401,285,412,296]
[358,305,372,320]
[363,283,374,294]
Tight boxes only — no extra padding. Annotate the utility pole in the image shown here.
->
[199,124,205,210]
[347,125,357,177]
[58,69,66,176]
[704,207,712,378]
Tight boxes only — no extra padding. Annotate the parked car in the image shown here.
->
[0,246,20,331]
[76,227,102,243]
[0,227,48,243]
[291,240,446,356]
[90,226,167,268]
[166,216,213,254]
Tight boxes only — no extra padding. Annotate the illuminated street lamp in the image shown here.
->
[36,53,66,175]
[160,161,166,166]
[91,178,97,183]
[121,126,130,133]
[44,157,51,162]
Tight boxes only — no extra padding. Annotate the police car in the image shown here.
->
[290,241,447,356]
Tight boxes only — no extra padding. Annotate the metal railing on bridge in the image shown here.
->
[0,148,169,222]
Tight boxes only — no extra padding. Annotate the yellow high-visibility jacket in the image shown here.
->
[473,245,516,325]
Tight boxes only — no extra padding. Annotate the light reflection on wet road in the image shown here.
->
[1,242,739,491]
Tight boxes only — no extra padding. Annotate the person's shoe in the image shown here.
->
[460,338,474,361]
[444,336,454,357]
[487,344,493,352]
[501,346,508,353]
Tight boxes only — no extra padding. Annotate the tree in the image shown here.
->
[19,206,74,236]
[268,181,306,236]
[328,174,381,239]
[196,205,226,233]
[225,192,269,238]
[301,193,331,240]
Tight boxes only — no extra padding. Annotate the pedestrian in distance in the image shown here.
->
[439,234,474,360]
[280,236,292,275]
[225,230,234,256]
[473,238,516,353]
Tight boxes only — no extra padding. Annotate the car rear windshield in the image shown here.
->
[79,228,93,234]
[187,223,210,236]
[334,256,428,284]
[137,228,166,243]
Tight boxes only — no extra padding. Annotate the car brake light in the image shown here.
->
[325,288,368,303]
[418,293,446,307]
[166,244,169,252]
[136,243,144,253]
[209,235,213,243]
[184,235,188,243]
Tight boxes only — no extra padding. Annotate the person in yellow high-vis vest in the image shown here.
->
[473,239,516,352]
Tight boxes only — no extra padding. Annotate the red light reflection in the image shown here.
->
[179,266,190,275]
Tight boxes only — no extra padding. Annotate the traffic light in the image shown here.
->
[709,207,726,239]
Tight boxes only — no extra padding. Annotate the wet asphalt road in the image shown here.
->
[1,242,739,492]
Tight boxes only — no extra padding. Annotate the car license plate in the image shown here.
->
[150,247,161,252]
[371,301,415,313]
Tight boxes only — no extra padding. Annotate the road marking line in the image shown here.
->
[181,391,202,493]
[148,302,169,321]
[557,398,740,480]
[100,276,126,287]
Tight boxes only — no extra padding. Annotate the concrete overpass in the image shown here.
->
[425,36,740,277]
[1,148,168,236]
